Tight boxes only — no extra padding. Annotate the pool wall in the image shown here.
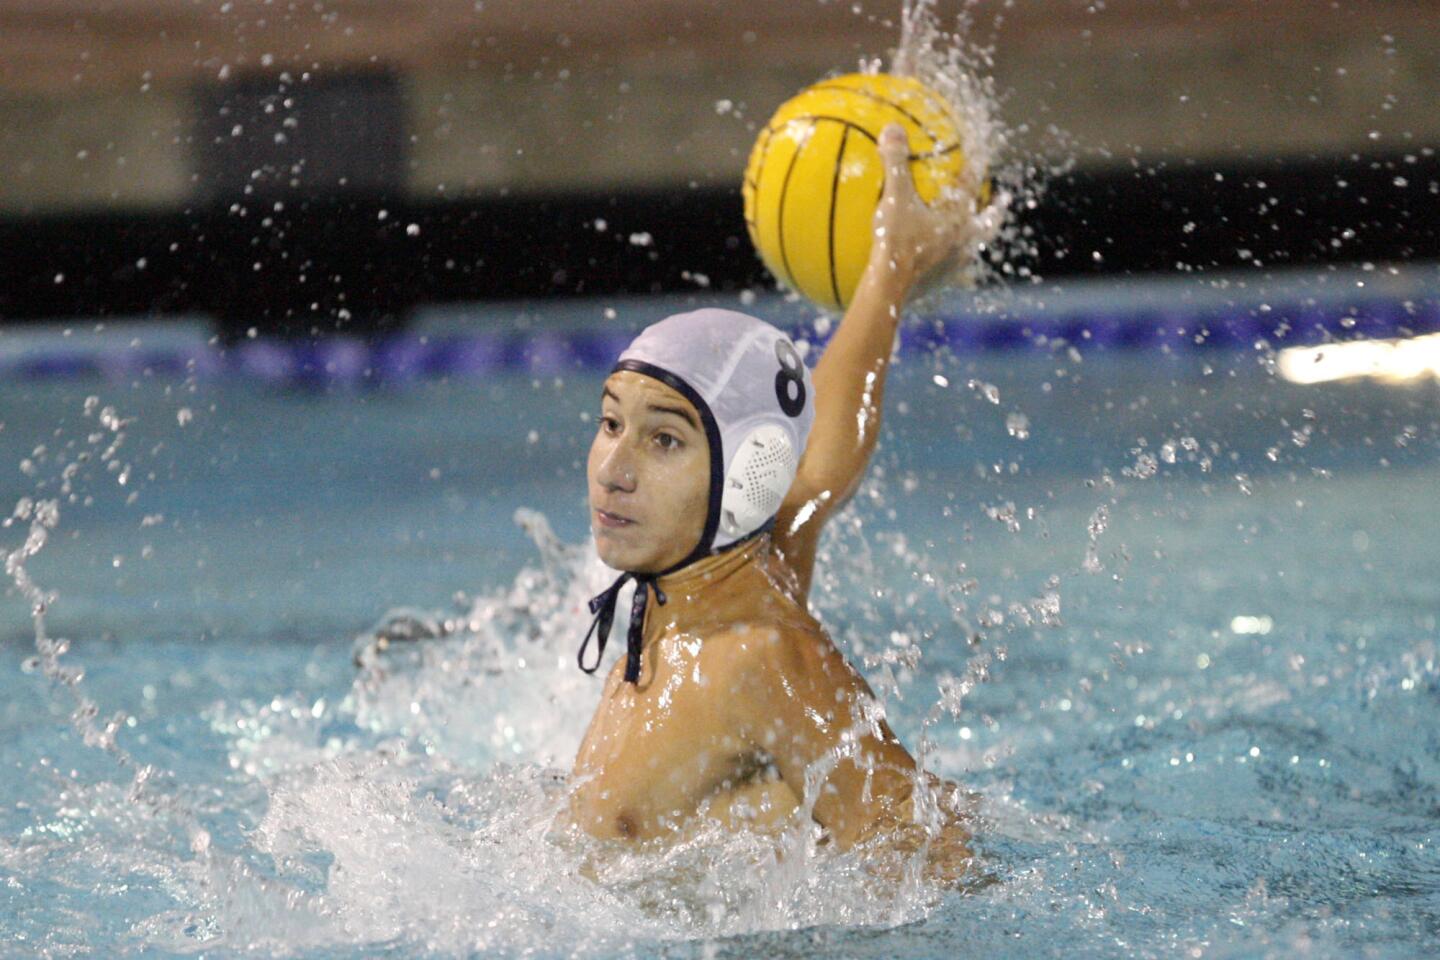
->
[1,266,1436,387]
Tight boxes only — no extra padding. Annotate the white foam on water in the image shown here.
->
[193,506,959,952]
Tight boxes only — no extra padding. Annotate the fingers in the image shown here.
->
[877,123,916,201]
[871,122,1011,285]
[941,184,1008,251]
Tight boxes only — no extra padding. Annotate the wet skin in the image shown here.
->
[577,371,919,844]
[568,124,1004,874]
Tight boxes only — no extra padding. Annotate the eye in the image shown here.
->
[654,432,683,451]
[595,414,620,435]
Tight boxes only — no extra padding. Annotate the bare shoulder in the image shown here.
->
[699,616,853,695]
[693,619,794,674]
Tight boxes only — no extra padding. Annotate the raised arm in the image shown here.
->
[773,123,1001,600]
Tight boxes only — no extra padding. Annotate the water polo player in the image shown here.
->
[566,124,1003,877]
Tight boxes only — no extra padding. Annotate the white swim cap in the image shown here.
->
[613,308,815,559]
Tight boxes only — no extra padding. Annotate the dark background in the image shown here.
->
[0,0,1436,338]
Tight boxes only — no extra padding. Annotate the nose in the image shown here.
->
[596,435,637,494]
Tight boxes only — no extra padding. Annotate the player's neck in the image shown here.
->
[654,533,768,603]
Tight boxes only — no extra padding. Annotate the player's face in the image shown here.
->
[587,371,710,574]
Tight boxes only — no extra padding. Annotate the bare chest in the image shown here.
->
[569,635,756,839]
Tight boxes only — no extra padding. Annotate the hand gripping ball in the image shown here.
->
[742,72,976,312]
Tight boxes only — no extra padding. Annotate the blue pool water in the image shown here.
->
[2,280,1439,957]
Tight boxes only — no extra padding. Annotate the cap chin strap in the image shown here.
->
[577,518,773,684]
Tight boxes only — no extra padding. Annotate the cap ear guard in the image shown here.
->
[719,424,799,541]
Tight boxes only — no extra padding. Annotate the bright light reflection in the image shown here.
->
[1277,332,1440,385]
[1230,615,1274,635]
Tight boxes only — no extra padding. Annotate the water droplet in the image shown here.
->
[967,379,1000,404]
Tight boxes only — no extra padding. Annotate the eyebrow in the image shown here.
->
[601,386,699,431]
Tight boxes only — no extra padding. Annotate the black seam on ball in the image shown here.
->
[775,117,816,295]
[827,124,850,308]
[774,114,959,161]
[911,142,962,161]
[755,110,959,303]
[743,123,780,247]
[796,115,878,144]
[743,123,779,197]
[805,82,941,149]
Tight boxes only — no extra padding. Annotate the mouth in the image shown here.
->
[594,508,637,529]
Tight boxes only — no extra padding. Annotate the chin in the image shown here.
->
[592,530,650,572]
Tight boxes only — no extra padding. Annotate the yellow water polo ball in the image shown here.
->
[742,72,979,312]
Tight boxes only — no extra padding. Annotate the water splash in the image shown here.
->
[0,395,350,956]
[192,507,974,950]
[1081,504,1110,574]
[10,402,143,763]
[884,0,1033,292]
